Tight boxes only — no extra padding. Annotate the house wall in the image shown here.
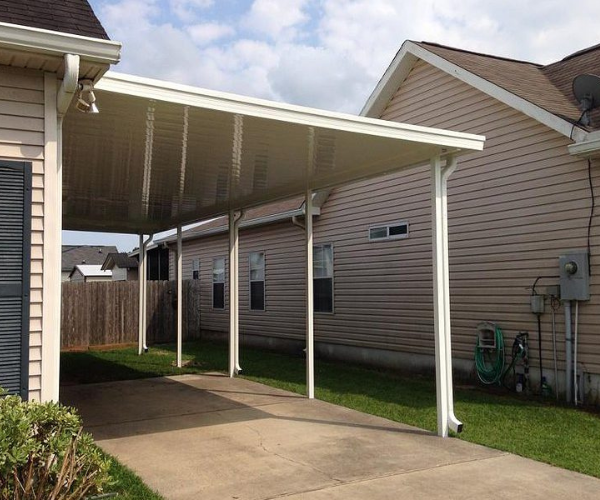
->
[0,67,46,401]
[169,221,306,343]
[70,270,84,283]
[316,60,600,394]
[112,267,128,281]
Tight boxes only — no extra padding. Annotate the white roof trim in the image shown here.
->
[70,264,112,278]
[361,41,587,143]
[98,72,484,151]
[0,21,121,64]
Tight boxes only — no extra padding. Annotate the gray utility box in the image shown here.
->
[559,251,590,301]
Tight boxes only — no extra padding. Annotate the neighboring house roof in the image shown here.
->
[101,252,139,271]
[62,245,118,273]
[69,264,112,279]
[362,40,600,141]
[0,0,110,40]
[158,195,317,244]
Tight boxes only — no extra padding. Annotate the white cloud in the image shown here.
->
[187,22,235,45]
[241,0,309,40]
[168,0,214,22]
[95,0,600,115]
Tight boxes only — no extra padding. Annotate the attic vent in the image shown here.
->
[369,222,409,241]
[572,74,600,126]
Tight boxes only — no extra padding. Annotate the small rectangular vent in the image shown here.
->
[369,222,409,241]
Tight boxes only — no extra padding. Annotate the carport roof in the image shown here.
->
[62,72,484,234]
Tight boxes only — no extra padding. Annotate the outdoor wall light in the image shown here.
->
[76,79,99,114]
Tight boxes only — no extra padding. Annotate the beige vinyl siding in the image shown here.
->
[0,67,45,401]
[171,221,306,340]
[314,59,600,376]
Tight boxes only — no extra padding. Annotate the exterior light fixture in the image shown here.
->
[76,79,99,114]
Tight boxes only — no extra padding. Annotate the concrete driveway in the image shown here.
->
[61,374,600,500]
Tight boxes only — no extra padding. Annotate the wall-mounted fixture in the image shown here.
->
[76,79,98,114]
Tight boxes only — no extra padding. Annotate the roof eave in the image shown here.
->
[361,40,587,143]
[0,21,121,65]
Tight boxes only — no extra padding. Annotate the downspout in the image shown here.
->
[234,210,243,374]
[44,54,78,400]
[439,154,463,434]
[292,215,305,230]
[57,54,80,117]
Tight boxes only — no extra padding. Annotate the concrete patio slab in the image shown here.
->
[61,374,600,500]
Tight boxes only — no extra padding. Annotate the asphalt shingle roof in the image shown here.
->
[0,0,110,40]
[416,41,600,130]
[62,245,118,272]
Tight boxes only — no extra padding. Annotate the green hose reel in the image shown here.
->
[475,322,505,385]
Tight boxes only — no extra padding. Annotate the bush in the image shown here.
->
[0,390,111,500]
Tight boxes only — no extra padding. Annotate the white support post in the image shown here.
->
[138,234,144,355]
[228,210,240,377]
[176,225,183,368]
[305,190,315,399]
[142,238,148,352]
[234,215,241,374]
[431,155,462,437]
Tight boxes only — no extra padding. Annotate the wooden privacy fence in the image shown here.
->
[61,280,201,349]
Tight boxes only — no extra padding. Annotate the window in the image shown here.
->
[314,244,333,313]
[192,259,200,280]
[212,257,225,309]
[369,222,409,241]
[249,252,265,311]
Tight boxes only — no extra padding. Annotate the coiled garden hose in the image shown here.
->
[475,324,505,385]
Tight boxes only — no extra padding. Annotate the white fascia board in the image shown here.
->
[0,22,121,64]
[98,71,484,152]
[568,132,600,157]
[361,42,418,118]
[362,41,587,143]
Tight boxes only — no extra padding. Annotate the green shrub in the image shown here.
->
[0,390,111,500]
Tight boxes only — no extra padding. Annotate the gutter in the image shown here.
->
[568,131,600,158]
[158,206,321,245]
[0,22,121,64]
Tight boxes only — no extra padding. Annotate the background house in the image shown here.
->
[101,252,139,281]
[161,41,600,403]
[62,245,117,281]
[68,264,112,283]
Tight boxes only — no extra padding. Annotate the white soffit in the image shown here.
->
[62,71,484,233]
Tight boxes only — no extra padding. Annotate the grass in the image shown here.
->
[103,452,164,500]
[62,341,600,480]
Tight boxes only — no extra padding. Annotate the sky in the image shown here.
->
[63,0,600,251]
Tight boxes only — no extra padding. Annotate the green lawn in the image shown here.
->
[103,453,164,500]
[61,341,600,480]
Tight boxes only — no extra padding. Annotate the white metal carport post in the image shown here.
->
[138,234,145,355]
[305,190,315,399]
[431,155,462,437]
[229,211,242,377]
[176,225,183,368]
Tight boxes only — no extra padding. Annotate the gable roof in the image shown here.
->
[62,245,118,272]
[101,252,139,271]
[362,40,600,142]
[69,264,112,278]
[0,0,109,40]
